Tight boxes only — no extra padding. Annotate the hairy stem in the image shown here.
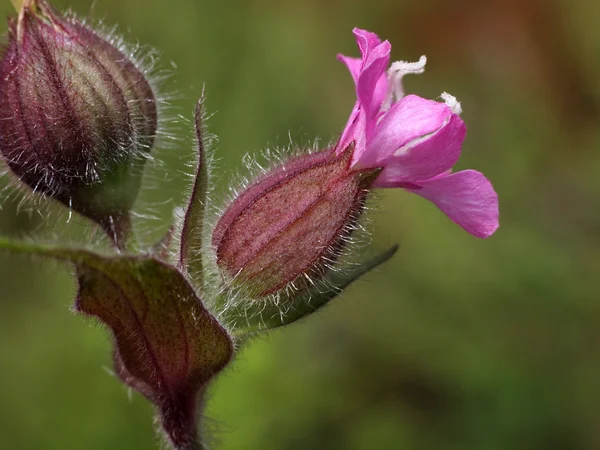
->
[178,96,208,283]
[160,394,204,450]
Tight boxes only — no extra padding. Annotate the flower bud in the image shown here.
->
[212,147,379,297]
[0,0,157,246]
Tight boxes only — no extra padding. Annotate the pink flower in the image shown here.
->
[336,28,499,238]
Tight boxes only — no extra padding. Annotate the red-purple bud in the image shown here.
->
[212,147,379,297]
[0,0,157,246]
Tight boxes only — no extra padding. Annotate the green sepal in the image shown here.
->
[229,244,399,338]
[177,96,210,286]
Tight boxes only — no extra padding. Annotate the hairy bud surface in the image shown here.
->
[0,0,157,245]
[213,147,378,297]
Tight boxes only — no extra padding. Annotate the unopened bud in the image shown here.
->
[212,147,379,297]
[0,0,157,246]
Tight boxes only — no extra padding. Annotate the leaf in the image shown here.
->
[229,245,399,336]
[0,238,233,449]
[178,96,209,285]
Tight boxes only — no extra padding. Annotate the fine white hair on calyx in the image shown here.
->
[0,8,181,250]
[79,13,186,249]
[197,139,316,317]
[203,140,382,333]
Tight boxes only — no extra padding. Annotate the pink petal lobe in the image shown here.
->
[337,29,392,161]
[352,28,383,56]
[336,54,363,154]
[360,95,453,168]
[337,54,362,84]
[394,170,499,238]
[337,100,361,155]
[371,113,466,184]
[356,40,391,120]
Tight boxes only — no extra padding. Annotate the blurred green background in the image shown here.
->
[1,0,599,449]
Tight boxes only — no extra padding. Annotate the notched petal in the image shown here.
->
[373,113,466,185]
[404,170,499,238]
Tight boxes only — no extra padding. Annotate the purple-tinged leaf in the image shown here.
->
[0,238,233,449]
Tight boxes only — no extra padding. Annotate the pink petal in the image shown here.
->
[336,54,362,84]
[359,95,453,168]
[369,113,466,183]
[336,37,390,160]
[394,170,499,238]
[337,50,389,122]
[356,40,391,120]
[352,28,383,57]
[337,100,361,154]
[337,29,396,163]
[336,53,363,154]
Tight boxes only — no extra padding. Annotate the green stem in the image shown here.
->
[11,0,24,12]
[11,0,41,13]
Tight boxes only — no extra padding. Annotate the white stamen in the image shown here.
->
[382,55,427,111]
[441,92,462,115]
[389,55,428,76]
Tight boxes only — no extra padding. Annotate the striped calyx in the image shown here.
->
[0,0,157,246]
